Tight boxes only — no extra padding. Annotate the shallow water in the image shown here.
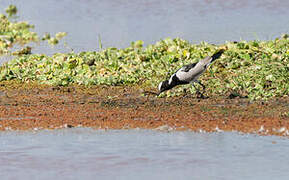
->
[1,0,289,58]
[1,128,289,180]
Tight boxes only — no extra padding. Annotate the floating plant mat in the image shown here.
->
[0,5,288,100]
[0,5,66,56]
[1,37,289,100]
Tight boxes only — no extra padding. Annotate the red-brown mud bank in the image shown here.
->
[0,82,288,136]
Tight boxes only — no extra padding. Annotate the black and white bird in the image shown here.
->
[158,49,226,97]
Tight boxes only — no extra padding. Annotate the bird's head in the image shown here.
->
[158,80,170,95]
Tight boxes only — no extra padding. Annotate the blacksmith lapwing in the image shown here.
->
[157,49,226,97]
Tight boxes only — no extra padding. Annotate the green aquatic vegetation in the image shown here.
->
[5,5,17,17]
[0,5,66,56]
[0,6,288,100]
[44,32,67,46]
[0,12,38,55]
[0,37,288,100]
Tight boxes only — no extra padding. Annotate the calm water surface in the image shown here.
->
[1,0,289,58]
[1,129,289,180]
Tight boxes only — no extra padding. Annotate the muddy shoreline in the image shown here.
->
[0,82,288,136]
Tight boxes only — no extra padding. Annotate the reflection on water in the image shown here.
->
[1,0,289,58]
[1,128,289,180]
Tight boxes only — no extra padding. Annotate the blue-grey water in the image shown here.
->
[1,128,289,180]
[1,0,289,60]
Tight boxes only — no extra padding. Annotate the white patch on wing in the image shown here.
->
[168,74,175,85]
[158,81,163,91]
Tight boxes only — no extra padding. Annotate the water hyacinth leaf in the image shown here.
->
[48,38,59,46]
[55,32,67,40]
[41,33,51,41]
[5,5,17,17]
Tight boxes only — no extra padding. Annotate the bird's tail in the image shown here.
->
[211,49,225,62]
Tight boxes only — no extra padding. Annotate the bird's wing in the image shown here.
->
[171,63,199,83]
[178,63,197,72]
[202,56,212,62]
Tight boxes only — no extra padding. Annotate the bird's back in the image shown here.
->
[175,61,207,83]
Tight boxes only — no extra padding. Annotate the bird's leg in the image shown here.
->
[194,81,207,99]
[183,88,187,95]
[192,83,199,94]
[197,80,206,91]
[196,80,208,99]
[182,83,194,98]
[192,83,202,98]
